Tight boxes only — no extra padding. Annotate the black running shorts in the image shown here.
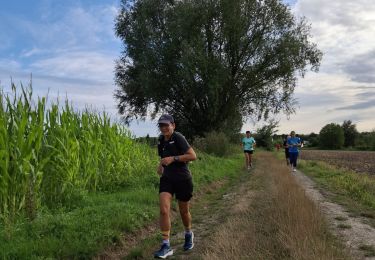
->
[159,175,193,202]
[244,150,254,154]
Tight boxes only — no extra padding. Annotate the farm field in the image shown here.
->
[301,150,375,175]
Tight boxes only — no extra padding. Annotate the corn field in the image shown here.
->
[0,84,157,222]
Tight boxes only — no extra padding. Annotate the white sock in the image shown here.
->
[162,239,170,246]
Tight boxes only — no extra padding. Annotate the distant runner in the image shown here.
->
[287,131,301,172]
[242,131,256,170]
[283,135,290,166]
[154,114,197,259]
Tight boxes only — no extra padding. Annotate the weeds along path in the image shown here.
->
[293,169,375,260]
[123,152,345,259]
[195,152,345,260]
[101,152,346,259]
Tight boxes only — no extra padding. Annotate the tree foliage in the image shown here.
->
[115,0,322,138]
[319,123,344,149]
[341,120,358,147]
[255,119,279,150]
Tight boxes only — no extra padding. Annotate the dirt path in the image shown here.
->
[293,170,375,260]
[100,152,352,259]
[127,162,258,260]
[170,163,258,259]
[148,152,346,259]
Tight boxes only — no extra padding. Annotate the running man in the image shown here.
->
[154,114,197,259]
[283,135,290,166]
[241,131,256,170]
[287,131,301,172]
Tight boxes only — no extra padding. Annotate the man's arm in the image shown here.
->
[160,133,197,166]
[157,161,164,175]
[160,147,197,166]
[176,147,197,162]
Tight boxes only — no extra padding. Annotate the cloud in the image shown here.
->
[355,86,375,90]
[274,0,375,133]
[294,92,342,108]
[0,59,22,72]
[20,48,44,58]
[4,5,120,53]
[29,51,115,82]
[283,0,298,6]
[335,100,375,110]
[0,1,158,136]
[355,91,375,99]
[341,50,375,83]
[293,0,375,68]
[0,3,122,124]
[1,0,375,136]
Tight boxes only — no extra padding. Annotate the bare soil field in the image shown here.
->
[301,150,375,175]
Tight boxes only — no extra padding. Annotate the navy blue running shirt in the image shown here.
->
[158,132,191,180]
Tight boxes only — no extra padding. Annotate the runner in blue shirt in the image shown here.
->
[241,131,256,170]
[287,131,301,172]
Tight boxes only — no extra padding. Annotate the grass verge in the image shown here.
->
[297,159,375,227]
[202,152,347,259]
[122,153,245,259]
[0,152,242,259]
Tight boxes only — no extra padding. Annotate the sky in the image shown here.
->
[0,0,374,136]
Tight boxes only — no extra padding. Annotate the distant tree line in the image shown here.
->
[275,120,375,151]
[137,120,374,152]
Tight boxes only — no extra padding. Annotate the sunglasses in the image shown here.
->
[158,123,170,128]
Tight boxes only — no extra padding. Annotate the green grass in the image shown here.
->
[0,188,158,259]
[124,152,246,259]
[298,160,375,210]
[0,84,158,221]
[274,151,375,227]
[334,216,348,221]
[0,84,245,258]
[0,151,243,258]
[359,244,375,257]
[337,223,351,229]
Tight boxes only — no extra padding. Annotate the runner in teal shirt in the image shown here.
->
[242,131,256,170]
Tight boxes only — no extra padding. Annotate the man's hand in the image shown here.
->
[157,164,164,176]
[161,156,174,166]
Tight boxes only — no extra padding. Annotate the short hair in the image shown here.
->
[246,131,250,134]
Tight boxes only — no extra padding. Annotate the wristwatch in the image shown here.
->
[174,156,179,162]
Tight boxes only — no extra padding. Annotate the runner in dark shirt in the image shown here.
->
[283,135,290,166]
[154,114,197,259]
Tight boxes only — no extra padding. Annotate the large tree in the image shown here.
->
[255,119,279,151]
[341,120,358,147]
[319,123,344,149]
[115,0,322,138]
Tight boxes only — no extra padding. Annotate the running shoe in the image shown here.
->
[154,243,173,259]
[183,232,194,251]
